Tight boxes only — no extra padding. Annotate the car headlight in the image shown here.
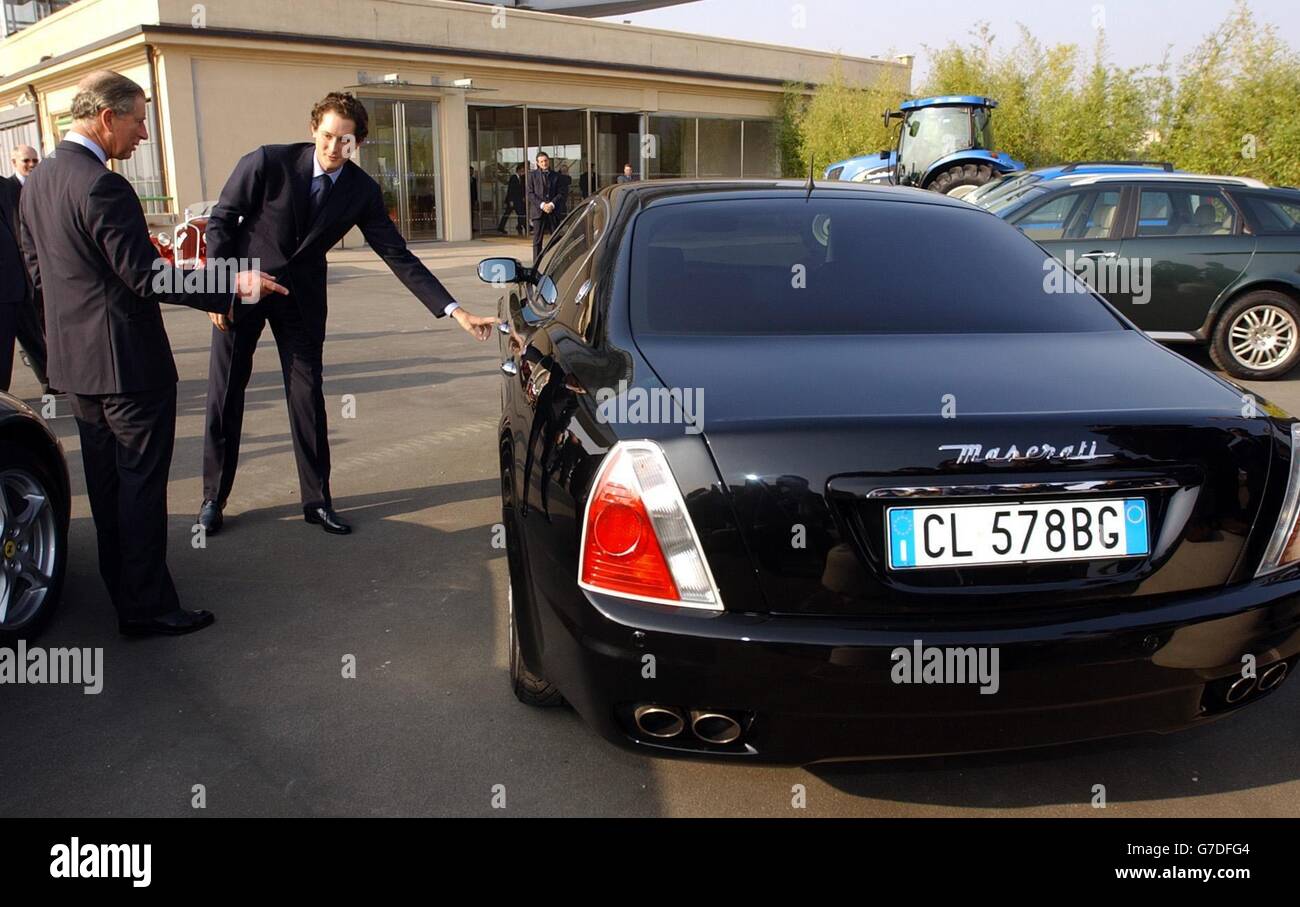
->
[1257,423,1300,576]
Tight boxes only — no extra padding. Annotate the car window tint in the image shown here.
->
[1239,195,1300,235]
[1069,190,1123,240]
[1137,188,1235,237]
[544,204,596,303]
[1014,192,1083,240]
[534,203,589,275]
[630,197,1124,335]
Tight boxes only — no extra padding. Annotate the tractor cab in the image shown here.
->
[824,95,1024,195]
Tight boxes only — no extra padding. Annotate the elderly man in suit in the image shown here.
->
[19,70,284,636]
[0,176,23,389]
[3,145,50,394]
[7,145,37,192]
[197,91,496,538]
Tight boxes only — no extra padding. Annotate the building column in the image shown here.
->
[438,87,471,242]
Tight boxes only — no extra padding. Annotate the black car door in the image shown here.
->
[1116,183,1257,335]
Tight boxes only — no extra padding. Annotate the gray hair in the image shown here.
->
[70,70,145,122]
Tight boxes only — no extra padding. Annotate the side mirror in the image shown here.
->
[478,257,528,286]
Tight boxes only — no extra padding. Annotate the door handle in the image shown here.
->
[500,360,519,376]
[1077,251,1116,260]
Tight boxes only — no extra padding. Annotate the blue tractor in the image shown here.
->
[823,95,1025,195]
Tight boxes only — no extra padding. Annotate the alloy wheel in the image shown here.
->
[0,469,59,629]
[1228,304,1299,371]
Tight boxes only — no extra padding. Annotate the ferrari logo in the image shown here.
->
[3,540,15,559]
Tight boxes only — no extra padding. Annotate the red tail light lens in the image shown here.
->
[579,442,723,610]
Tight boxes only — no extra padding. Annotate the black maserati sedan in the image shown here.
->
[480,178,1300,763]
[0,390,69,641]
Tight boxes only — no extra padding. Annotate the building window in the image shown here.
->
[647,115,697,179]
[0,116,39,178]
[742,119,780,178]
[116,99,169,214]
[696,117,743,178]
[2,0,77,37]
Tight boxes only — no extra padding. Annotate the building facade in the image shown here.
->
[0,0,910,242]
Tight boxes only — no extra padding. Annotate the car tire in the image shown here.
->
[508,582,564,707]
[927,162,995,195]
[501,451,565,708]
[0,440,68,642]
[1210,290,1300,380]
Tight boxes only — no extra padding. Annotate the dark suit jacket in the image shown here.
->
[204,143,455,342]
[505,173,524,205]
[0,177,25,307]
[526,168,561,221]
[19,140,233,395]
[554,173,572,218]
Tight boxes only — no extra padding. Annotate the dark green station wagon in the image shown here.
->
[972,166,1300,380]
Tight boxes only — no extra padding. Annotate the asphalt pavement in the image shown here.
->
[3,238,1300,817]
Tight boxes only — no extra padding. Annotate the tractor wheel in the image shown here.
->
[927,162,995,195]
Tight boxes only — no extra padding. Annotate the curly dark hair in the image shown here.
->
[310,92,369,144]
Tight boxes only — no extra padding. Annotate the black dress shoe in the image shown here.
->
[196,499,223,534]
[304,505,351,535]
[119,608,215,637]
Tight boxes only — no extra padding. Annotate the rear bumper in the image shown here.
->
[538,571,1300,763]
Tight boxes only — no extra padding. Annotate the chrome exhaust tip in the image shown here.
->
[633,704,686,739]
[1226,675,1257,704]
[689,710,743,745]
[1259,661,1289,692]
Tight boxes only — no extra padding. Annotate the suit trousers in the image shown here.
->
[70,385,181,619]
[14,292,49,391]
[531,215,552,264]
[203,297,331,510]
[0,303,16,392]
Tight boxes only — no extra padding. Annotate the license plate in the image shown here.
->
[886,498,1149,570]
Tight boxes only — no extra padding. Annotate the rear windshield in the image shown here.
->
[629,197,1124,335]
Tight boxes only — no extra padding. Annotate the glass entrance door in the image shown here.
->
[527,107,585,217]
[469,105,526,235]
[592,112,642,194]
[357,96,443,241]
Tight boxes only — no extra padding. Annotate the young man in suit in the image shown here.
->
[19,70,283,636]
[198,92,496,537]
[526,151,561,263]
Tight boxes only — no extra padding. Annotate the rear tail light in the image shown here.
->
[1257,423,1300,576]
[579,440,723,610]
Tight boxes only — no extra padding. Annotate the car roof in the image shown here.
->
[604,178,977,211]
[1048,171,1270,189]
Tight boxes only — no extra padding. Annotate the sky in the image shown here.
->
[598,0,1299,85]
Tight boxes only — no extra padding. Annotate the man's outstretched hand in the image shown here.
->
[212,270,291,331]
[452,307,496,341]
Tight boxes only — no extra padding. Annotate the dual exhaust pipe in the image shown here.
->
[632,704,743,745]
[1226,660,1289,704]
